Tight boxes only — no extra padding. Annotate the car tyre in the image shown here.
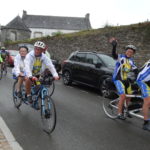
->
[62,71,72,85]
[100,79,117,99]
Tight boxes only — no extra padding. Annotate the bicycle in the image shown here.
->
[0,61,7,79]
[12,75,57,134]
[102,81,144,120]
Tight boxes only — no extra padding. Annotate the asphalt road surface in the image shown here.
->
[0,68,150,150]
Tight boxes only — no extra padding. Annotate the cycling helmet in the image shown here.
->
[1,46,6,50]
[34,41,46,49]
[125,45,137,53]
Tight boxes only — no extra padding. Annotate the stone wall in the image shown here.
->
[6,22,150,66]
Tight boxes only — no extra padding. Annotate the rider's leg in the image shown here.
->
[143,97,150,120]
[25,78,32,103]
[16,77,24,92]
[114,80,126,119]
[25,77,32,95]
[137,81,150,130]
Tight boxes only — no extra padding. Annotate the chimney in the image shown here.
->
[22,10,27,18]
[85,13,92,29]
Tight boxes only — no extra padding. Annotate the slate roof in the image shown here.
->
[22,14,91,30]
[3,16,31,32]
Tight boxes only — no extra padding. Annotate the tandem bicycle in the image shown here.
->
[12,74,57,134]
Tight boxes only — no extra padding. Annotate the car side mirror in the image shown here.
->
[95,62,102,68]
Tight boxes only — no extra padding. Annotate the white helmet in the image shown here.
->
[34,41,46,49]
[125,45,137,52]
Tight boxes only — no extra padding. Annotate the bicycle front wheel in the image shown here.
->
[41,96,56,134]
[12,80,22,109]
[48,81,55,96]
[103,98,119,119]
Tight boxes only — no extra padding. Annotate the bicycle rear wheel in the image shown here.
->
[103,98,119,119]
[0,66,3,80]
[3,63,7,76]
[41,96,56,134]
[12,80,22,109]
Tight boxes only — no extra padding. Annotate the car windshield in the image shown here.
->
[9,50,19,56]
[98,54,116,68]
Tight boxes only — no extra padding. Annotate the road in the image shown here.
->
[0,68,150,150]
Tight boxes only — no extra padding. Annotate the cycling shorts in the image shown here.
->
[114,80,132,95]
[137,81,150,98]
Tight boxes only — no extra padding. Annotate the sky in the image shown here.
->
[0,0,150,29]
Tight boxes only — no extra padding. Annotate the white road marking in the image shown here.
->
[0,116,23,150]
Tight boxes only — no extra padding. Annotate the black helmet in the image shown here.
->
[125,45,137,53]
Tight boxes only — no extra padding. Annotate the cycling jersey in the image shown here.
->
[113,54,137,81]
[137,60,150,82]
[0,50,9,60]
[112,46,137,95]
[24,51,58,78]
[112,46,137,81]
[0,54,3,63]
[12,54,26,77]
[136,60,150,98]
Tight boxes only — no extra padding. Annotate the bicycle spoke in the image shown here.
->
[41,96,56,134]
[103,98,119,119]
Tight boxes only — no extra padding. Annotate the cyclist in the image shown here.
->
[24,41,59,103]
[0,46,9,65]
[43,45,51,58]
[136,60,150,131]
[12,46,28,97]
[110,37,138,120]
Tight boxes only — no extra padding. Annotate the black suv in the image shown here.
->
[62,51,117,98]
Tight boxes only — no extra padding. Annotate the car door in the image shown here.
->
[84,53,105,86]
[71,52,87,82]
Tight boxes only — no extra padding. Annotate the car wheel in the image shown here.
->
[100,79,117,99]
[62,71,72,85]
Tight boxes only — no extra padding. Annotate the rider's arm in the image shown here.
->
[111,40,118,60]
[43,55,58,78]
[24,53,33,78]
[13,55,21,76]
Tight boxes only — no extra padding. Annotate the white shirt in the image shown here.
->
[12,54,26,77]
[24,51,58,77]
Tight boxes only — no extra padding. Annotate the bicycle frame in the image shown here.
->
[110,94,144,120]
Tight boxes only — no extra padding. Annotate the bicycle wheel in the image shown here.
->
[12,80,22,109]
[41,95,56,134]
[103,98,119,119]
[48,81,55,96]
[0,65,3,80]
[3,63,7,76]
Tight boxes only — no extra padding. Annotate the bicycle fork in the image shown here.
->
[41,88,51,117]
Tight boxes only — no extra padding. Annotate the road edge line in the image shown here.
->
[0,116,23,150]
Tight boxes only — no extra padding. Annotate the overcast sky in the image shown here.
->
[0,0,150,29]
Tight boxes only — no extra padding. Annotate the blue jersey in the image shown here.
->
[113,54,137,81]
[137,60,150,82]
[0,50,9,60]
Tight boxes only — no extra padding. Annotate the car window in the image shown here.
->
[76,53,86,62]
[98,54,116,68]
[69,53,77,61]
[8,50,19,56]
[86,54,102,65]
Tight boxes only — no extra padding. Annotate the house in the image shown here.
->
[0,10,92,43]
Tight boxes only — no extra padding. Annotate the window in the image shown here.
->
[34,32,43,38]
[86,54,101,65]
[10,31,17,41]
[76,53,86,62]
